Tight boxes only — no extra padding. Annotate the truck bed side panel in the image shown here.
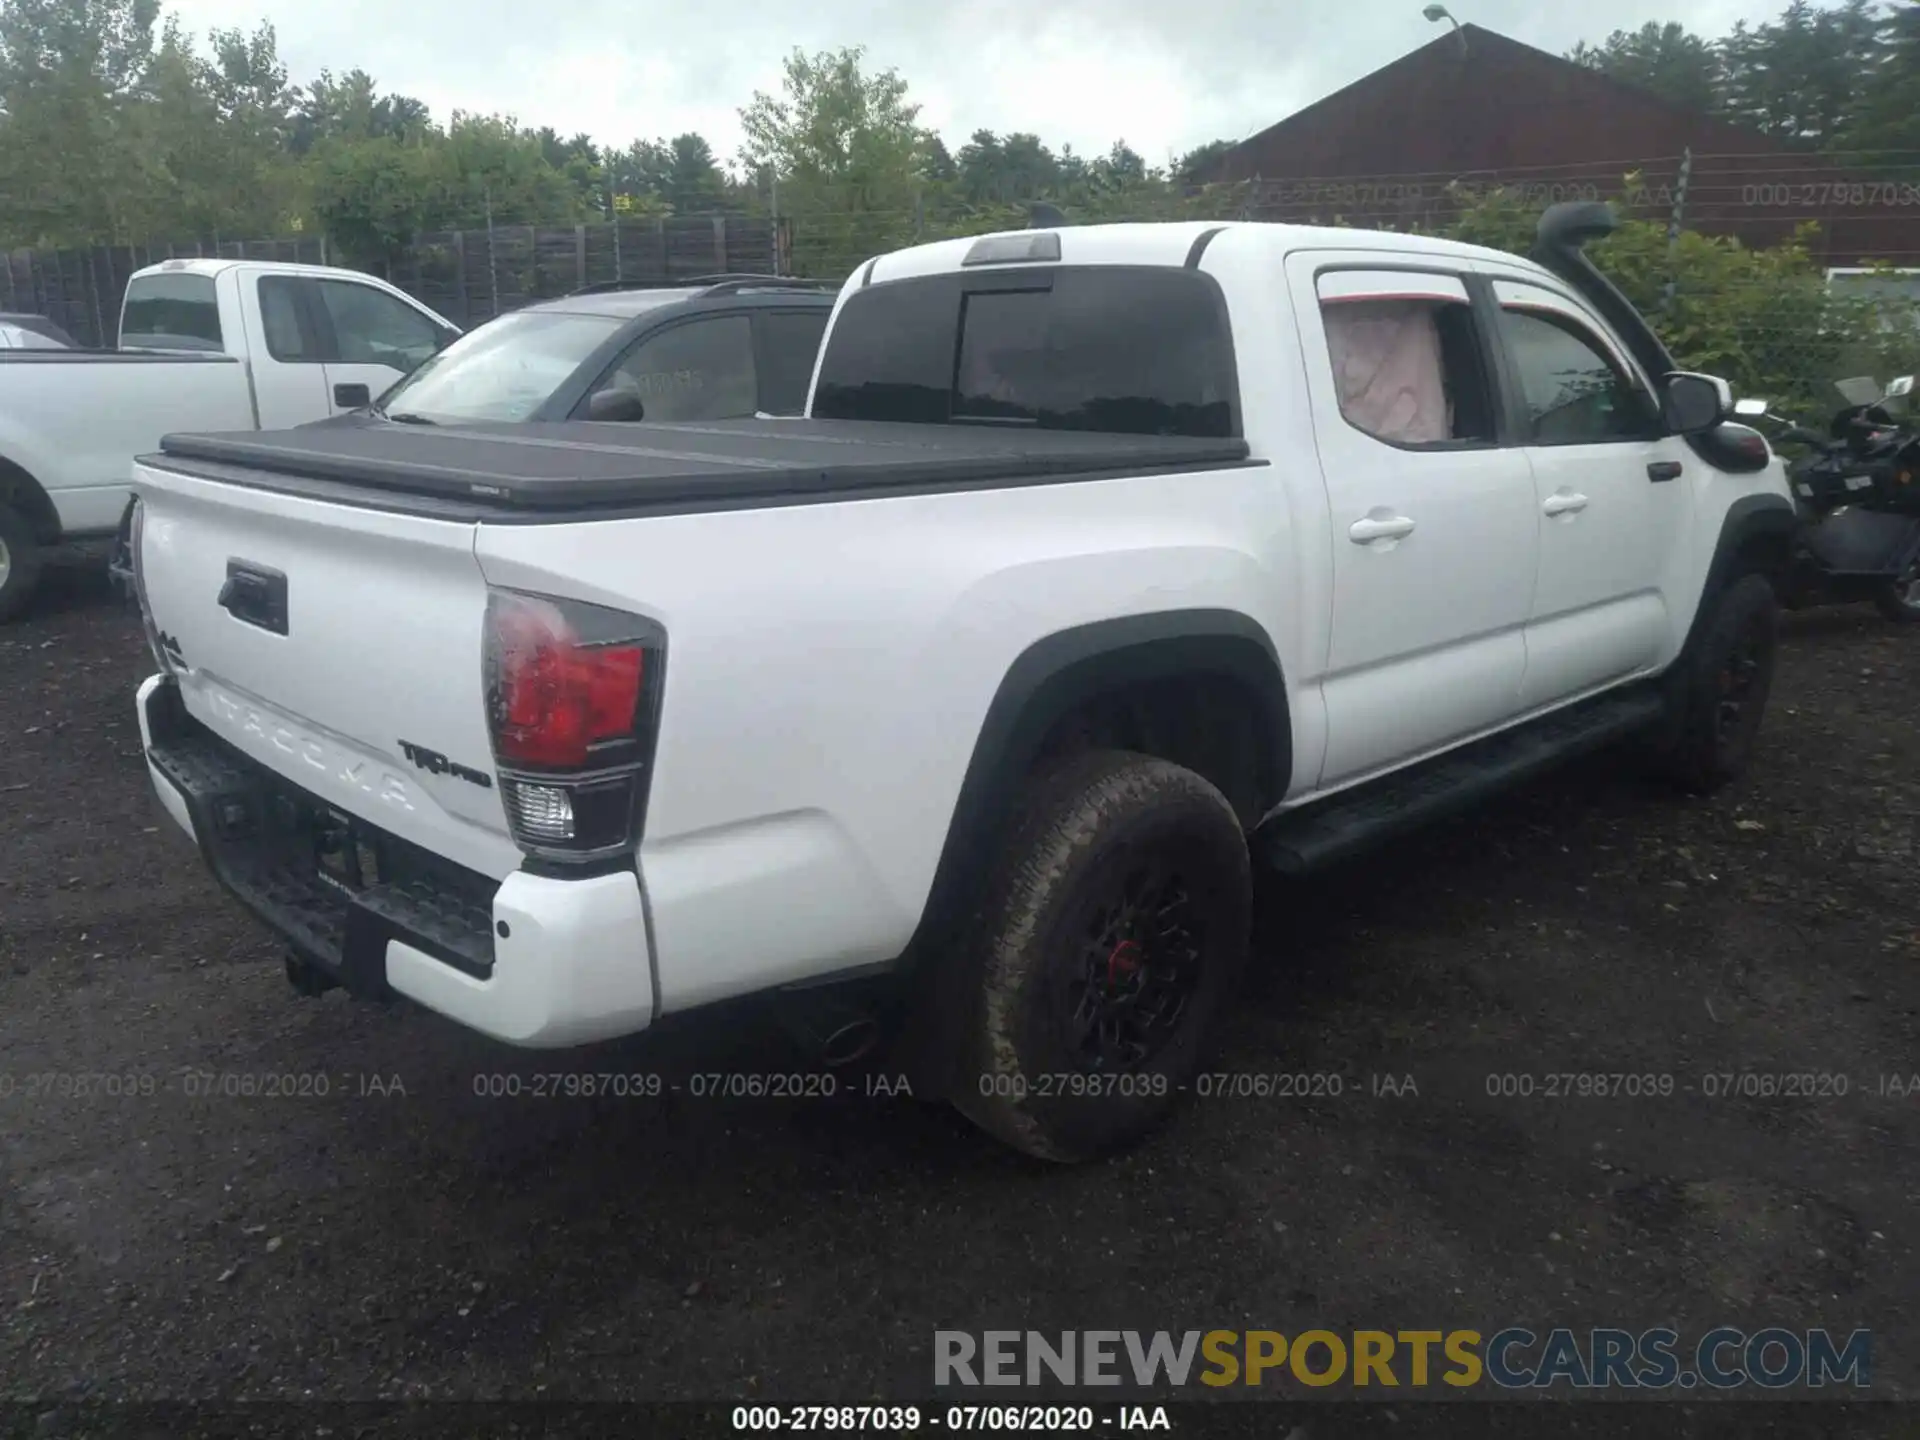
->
[0,355,254,534]
[473,463,1301,1014]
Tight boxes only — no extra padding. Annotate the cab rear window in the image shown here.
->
[812,266,1238,437]
[121,273,223,352]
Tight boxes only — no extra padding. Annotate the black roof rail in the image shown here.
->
[565,273,838,299]
[566,278,679,296]
[690,275,840,297]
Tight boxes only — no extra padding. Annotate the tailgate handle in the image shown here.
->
[218,560,289,636]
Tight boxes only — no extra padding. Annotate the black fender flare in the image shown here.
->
[1682,493,1796,656]
[0,453,62,544]
[898,608,1291,973]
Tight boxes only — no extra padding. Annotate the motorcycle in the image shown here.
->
[1734,375,1920,623]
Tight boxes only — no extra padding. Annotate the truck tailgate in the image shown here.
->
[134,458,520,880]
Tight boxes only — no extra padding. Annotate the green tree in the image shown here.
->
[0,0,161,245]
[535,126,604,211]
[291,68,429,154]
[1834,0,1920,158]
[1172,138,1234,188]
[662,132,725,212]
[605,137,670,206]
[1720,0,1879,147]
[1569,21,1724,112]
[306,132,442,265]
[1089,141,1150,190]
[602,131,729,215]
[954,129,1061,203]
[130,18,296,239]
[920,132,957,186]
[738,45,932,274]
[437,111,589,229]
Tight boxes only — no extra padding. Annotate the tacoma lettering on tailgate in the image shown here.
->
[206,689,415,814]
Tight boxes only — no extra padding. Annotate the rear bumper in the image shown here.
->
[136,673,655,1047]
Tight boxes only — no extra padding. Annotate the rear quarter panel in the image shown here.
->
[475,459,1316,1014]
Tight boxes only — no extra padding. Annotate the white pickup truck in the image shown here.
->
[127,204,1796,1161]
[0,257,458,619]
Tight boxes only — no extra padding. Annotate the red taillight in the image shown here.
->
[486,593,648,770]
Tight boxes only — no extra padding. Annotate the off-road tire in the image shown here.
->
[945,750,1251,1162]
[0,501,44,624]
[1649,573,1779,794]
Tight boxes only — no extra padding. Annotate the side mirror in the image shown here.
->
[1733,397,1770,419]
[585,387,646,423]
[1836,375,1883,407]
[1885,375,1914,401]
[1662,371,1732,435]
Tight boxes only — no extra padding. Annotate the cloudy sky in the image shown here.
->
[165,0,1817,168]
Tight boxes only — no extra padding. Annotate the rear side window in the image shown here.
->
[812,267,1238,437]
[1316,272,1495,447]
[121,273,223,352]
[583,315,758,423]
[257,276,313,361]
[756,309,831,414]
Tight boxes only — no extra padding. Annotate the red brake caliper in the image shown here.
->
[1105,939,1143,991]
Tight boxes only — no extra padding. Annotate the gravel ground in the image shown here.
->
[1,564,1916,1420]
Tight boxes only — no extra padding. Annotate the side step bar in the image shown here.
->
[1257,685,1668,876]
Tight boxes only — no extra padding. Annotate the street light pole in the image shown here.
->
[1422,3,1469,55]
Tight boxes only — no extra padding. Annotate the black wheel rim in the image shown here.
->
[1056,852,1204,1071]
[1714,620,1768,743]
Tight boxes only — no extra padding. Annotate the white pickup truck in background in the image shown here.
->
[0,257,458,620]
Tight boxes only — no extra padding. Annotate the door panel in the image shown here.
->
[1491,281,1690,707]
[1288,255,1540,788]
[248,276,328,429]
[314,279,444,416]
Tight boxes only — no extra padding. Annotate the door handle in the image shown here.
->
[218,559,289,635]
[1349,514,1417,544]
[1542,491,1590,517]
[1647,460,1684,482]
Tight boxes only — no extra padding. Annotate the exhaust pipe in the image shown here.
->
[777,989,883,1069]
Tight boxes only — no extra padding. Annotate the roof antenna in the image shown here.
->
[1029,201,1067,229]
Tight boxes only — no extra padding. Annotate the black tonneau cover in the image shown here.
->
[149,418,1253,519]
